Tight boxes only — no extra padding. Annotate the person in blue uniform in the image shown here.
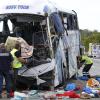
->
[0,43,13,98]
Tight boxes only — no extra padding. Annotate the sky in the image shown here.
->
[50,0,100,31]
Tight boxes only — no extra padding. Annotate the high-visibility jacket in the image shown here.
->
[81,55,93,64]
[11,48,22,68]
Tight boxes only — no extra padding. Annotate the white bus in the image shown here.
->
[0,0,81,88]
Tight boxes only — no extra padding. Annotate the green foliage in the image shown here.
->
[80,29,100,51]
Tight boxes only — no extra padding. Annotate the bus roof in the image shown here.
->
[0,0,76,16]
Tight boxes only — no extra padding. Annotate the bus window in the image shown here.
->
[0,21,3,32]
[67,15,78,30]
[8,20,13,33]
[63,17,67,29]
[33,21,47,46]
[67,15,73,30]
[73,15,78,29]
[2,19,10,35]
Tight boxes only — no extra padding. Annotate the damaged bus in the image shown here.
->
[0,0,81,89]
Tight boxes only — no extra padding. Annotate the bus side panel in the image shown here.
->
[67,30,80,78]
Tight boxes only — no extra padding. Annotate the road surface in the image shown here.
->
[90,58,100,76]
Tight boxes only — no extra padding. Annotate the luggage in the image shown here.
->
[5,36,33,58]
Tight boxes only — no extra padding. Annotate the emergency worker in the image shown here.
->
[78,55,93,78]
[10,42,27,90]
[0,43,13,98]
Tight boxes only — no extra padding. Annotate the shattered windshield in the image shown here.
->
[0,14,51,67]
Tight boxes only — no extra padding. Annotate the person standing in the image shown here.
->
[0,43,13,98]
[78,55,93,78]
[10,42,27,90]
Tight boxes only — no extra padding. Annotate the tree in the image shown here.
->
[80,29,100,51]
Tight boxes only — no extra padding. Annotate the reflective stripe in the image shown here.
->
[83,72,89,75]
[0,53,9,56]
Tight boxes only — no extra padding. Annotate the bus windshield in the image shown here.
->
[0,14,51,66]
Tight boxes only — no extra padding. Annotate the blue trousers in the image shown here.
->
[0,71,11,94]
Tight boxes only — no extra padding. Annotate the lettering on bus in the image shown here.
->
[18,5,29,9]
[6,5,17,9]
[6,5,29,9]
